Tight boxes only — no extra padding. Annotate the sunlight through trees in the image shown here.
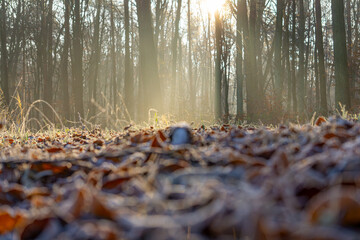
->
[0,0,359,126]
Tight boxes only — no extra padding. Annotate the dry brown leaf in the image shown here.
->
[30,162,71,174]
[91,195,116,220]
[93,139,104,146]
[62,188,87,221]
[46,147,64,153]
[157,130,167,142]
[315,117,327,126]
[0,208,26,235]
[102,176,131,190]
[151,136,163,148]
[307,189,360,226]
[131,133,143,144]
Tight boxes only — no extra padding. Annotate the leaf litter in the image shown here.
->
[1,117,360,239]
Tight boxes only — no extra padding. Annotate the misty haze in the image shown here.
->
[0,0,360,239]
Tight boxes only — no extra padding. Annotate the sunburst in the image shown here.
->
[202,0,226,14]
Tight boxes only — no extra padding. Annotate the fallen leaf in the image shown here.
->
[0,208,26,235]
[46,147,64,153]
[93,139,104,146]
[315,116,327,126]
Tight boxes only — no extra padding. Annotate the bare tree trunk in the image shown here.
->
[284,3,292,113]
[236,0,244,119]
[304,12,311,111]
[154,0,163,48]
[110,0,117,111]
[346,0,353,103]
[223,44,230,121]
[188,0,195,115]
[36,0,48,117]
[243,0,257,120]
[0,0,9,104]
[274,0,284,114]
[298,0,305,117]
[43,0,53,120]
[9,0,22,99]
[332,0,351,109]
[35,1,42,105]
[314,46,320,111]
[208,14,213,113]
[22,0,27,105]
[178,36,184,116]
[354,1,360,105]
[255,0,265,102]
[60,0,70,120]
[214,10,222,121]
[315,0,328,115]
[136,0,161,121]
[291,0,297,113]
[88,0,101,118]
[124,0,134,120]
[171,0,182,115]
[73,0,84,118]
[249,0,257,101]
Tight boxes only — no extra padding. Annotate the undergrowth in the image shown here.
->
[1,88,359,137]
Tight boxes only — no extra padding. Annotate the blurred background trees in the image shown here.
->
[0,0,359,126]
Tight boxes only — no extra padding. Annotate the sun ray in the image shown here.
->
[202,0,226,14]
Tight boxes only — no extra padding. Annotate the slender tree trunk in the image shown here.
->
[314,46,320,111]
[298,0,305,117]
[304,13,311,111]
[88,0,101,117]
[249,0,257,102]
[35,1,42,105]
[73,0,84,118]
[40,0,47,106]
[236,0,244,119]
[171,0,182,115]
[37,0,47,116]
[154,1,167,102]
[214,10,222,121]
[256,0,265,97]
[60,0,70,120]
[315,0,328,115]
[208,13,213,113]
[188,0,195,115]
[346,0,353,103]
[274,0,284,114]
[178,36,184,116]
[9,0,22,98]
[131,4,137,119]
[43,0,53,120]
[0,0,9,105]
[124,0,134,120]
[224,47,230,121]
[284,4,291,113]
[110,0,117,111]
[332,0,351,109]
[354,1,360,104]
[291,0,297,114]
[22,0,27,105]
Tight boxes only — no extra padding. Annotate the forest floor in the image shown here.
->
[1,118,360,239]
